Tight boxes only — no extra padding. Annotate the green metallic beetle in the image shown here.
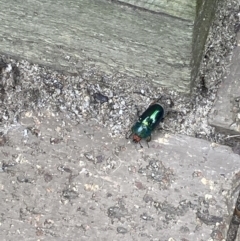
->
[126,102,165,147]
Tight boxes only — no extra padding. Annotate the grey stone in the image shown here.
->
[0,112,239,240]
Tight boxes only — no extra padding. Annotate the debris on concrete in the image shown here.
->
[0,112,239,240]
[0,0,240,240]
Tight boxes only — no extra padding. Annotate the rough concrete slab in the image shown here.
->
[0,111,239,241]
[208,31,240,136]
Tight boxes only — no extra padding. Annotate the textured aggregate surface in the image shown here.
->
[0,1,239,145]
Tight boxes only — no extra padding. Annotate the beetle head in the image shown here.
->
[132,134,141,143]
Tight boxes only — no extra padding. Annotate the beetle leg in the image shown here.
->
[134,105,141,118]
[139,141,143,148]
[125,130,133,139]
[145,136,151,148]
[149,96,163,106]
[157,124,172,132]
[146,135,151,142]
[149,99,158,106]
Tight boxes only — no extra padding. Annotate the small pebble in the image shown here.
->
[117,227,128,234]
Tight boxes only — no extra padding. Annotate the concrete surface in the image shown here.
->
[0,1,240,240]
[209,31,240,136]
[0,111,240,241]
[191,0,218,90]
